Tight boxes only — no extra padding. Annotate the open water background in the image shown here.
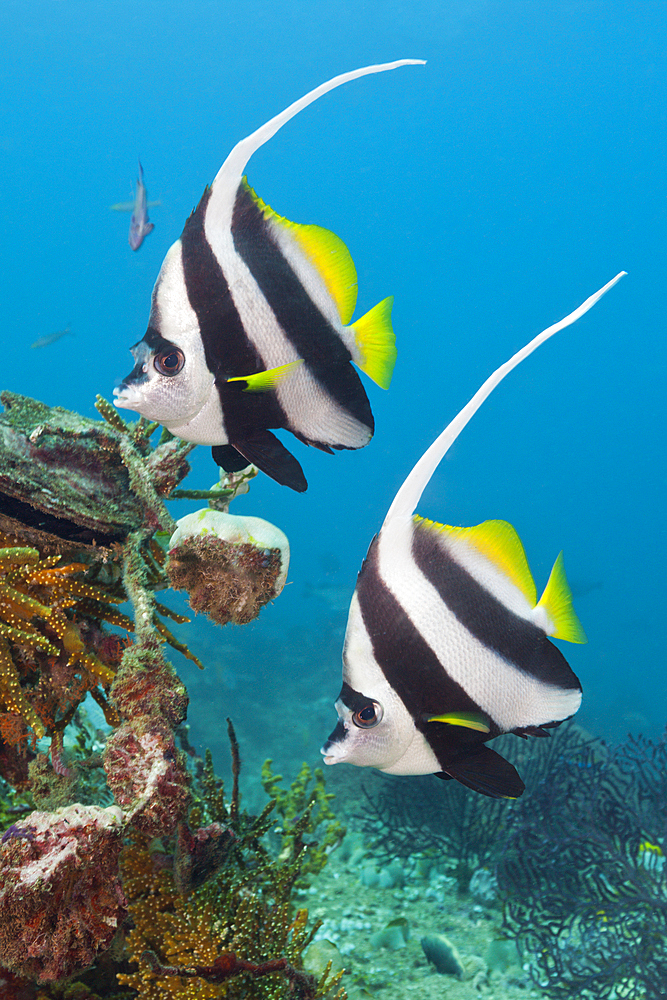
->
[1,1,665,767]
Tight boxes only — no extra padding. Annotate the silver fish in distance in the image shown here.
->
[322,272,626,799]
[113,60,425,492]
[30,325,73,349]
[128,161,155,250]
[111,198,161,212]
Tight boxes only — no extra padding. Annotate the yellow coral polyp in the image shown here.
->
[0,546,40,567]
[0,543,130,742]
[0,636,46,737]
[79,652,115,686]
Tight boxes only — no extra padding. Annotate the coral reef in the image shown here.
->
[0,390,326,997]
[118,725,346,1000]
[497,727,667,998]
[0,803,126,983]
[0,393,197,987]
[0,394,201,794]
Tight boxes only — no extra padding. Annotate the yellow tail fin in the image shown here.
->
[350,296,396,389]
[537,552,587,643]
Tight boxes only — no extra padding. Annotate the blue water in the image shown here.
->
[2,0,665,758]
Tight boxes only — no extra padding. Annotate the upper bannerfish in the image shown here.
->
[128,161,155,250]
[321,272,625,799]
[113,60,425,492]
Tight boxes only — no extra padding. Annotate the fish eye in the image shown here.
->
[352,701,383,729]
[155,348,185,377]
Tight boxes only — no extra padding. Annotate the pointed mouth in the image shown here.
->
[320,743,339,765]
[112,383,141,410]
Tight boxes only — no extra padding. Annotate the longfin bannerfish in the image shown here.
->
[128,161,155,250]
[113,60,425,492]
[321,272,626,799]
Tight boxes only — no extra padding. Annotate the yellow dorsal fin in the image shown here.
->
[242,179,358,324]
[427,711,491,733]
[536,552,587,643]
[418,518,538,606]
[350,296,396,389]
[227,359,304,393]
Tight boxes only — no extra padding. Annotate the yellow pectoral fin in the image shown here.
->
[537,551,587,643]
[227,359,304,393]
[427,711,491,733]
[350,296,396,389]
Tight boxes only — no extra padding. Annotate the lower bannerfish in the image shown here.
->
[128,161,155,250]
[113,60,424,492]
[321,272,626,799]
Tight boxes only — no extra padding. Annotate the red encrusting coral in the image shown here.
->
[104,718,190,837]
[103,633,191,837]
[108,633,188,726]
[0,803,126,983]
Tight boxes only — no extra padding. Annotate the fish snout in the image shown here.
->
[113,382,142,410]
[320,742,342,766]
[320,716,349,765]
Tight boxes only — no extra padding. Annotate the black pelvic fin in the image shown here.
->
[211,444,254,473]
[513,723,559,740]
[443,745,525,799]
[231,430,308,493]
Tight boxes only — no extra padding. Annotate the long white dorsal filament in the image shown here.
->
[214,60,426,189]
[384,271,627,526]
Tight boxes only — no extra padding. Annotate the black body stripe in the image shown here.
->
[411,523,582,692]
[355,537,492,767]
[180,187,287,441]
[231,183,374,436]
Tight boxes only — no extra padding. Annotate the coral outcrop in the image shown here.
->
[0,392,303,996]
[0,803,125,983]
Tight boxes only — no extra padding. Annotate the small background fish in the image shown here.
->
[110,199,161,212]
[128,161,155,250]
[30,325,73,349]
